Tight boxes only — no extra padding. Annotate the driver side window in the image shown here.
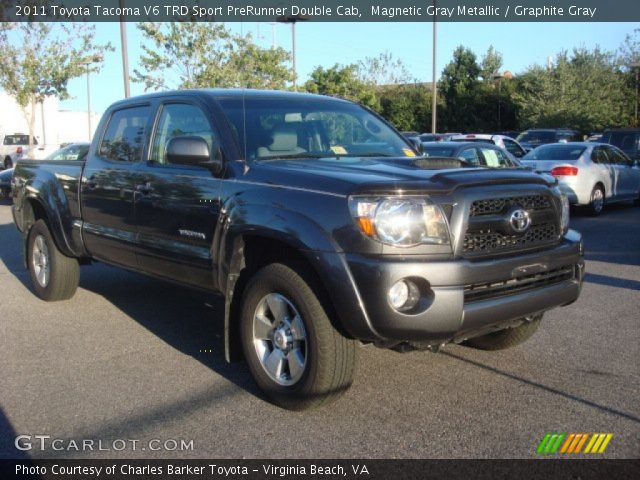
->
[151,103,218,165]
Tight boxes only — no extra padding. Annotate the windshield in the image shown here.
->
[516,131,556,144]
[216,96,416,161]
[423,146,455,157]
[46,144,89,161]
[523,144,586,161]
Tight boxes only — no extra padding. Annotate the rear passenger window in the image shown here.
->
[459,148,480,165]
[591,148,609,164]
[607,148,631,166]
[99,106,150,162]
[480,147,510,167]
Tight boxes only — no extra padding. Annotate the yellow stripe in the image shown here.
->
[574,434,589,453]
[584,434,598,453]
[560,434,575,453]
[567,434,582,453]
[597,434,613,453]
[590,434,606,453]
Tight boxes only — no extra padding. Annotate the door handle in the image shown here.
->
[135,182,153,195]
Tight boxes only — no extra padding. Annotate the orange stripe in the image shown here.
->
[560,434,575,453]
[567,434,582,453]
[574,434,589,453]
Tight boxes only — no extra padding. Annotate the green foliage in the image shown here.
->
[304,64,379,110]
[480,45,503,81]
[134,23,292,90]
[0,23,112,146]
[378,84,433,132]
[359,51,414,86]
[513,48,632,131]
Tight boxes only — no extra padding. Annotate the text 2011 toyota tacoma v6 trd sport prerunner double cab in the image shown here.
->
[11,90,584,409]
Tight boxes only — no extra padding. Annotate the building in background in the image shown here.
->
[0,92,101,149]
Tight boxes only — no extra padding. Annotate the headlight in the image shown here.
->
[349,196,450,247]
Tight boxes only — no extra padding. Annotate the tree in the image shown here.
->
[438,46,481,131]
[133,23,292,90]
[513,48,632,132]
[0,23,112,149]
[304,64,379,110]
[480,45,503,81]
[359,51,414,86]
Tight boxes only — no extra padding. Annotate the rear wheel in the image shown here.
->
[240,262,356,410]
[463,315,542,351]
[588,185,605,216]
[27,219,80,301]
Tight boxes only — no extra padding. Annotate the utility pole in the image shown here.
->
[119,0,131,97]
[277,15,309,91]
[431,1,438,134]
[632,63,640,126]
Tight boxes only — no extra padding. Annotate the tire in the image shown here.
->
[240,262,356,410]
[27,219,80,301]
[463,314,542,351]
[4,157,12,170]
[588,185,605,216]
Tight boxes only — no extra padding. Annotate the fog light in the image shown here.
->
[388,279,420,311]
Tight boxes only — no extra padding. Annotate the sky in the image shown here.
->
[50,21,636,115]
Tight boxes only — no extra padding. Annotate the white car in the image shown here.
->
[522,142,640,215]
[450,134,528,160]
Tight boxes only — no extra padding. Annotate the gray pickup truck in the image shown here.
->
[11,89,584,409]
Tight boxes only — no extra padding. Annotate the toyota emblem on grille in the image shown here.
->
[509,209,531,233]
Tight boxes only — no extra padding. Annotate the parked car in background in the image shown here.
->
[586,132,603,142]
[516,129,581,151]
[0,167,12,198]
[492,131,521,140]
[1,134,32,169]
[0,133,60,168]
[422,141,521,168]
[44,142,90,161]
[450,133,528,159]
[601,128,640,161]
[521,143,640,215]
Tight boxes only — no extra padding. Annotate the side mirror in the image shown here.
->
[166,136,223,175]
[409,138,424,155]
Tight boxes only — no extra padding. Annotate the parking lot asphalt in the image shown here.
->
[0,199,638,459]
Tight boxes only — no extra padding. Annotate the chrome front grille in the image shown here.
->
[463,194,560,258]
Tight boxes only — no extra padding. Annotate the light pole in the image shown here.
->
[119,0,131,97]
[492,72,504,131]
[86,67,92,141]
[277,15,309,91]
[431,2,438,134]
[631,62,640,126]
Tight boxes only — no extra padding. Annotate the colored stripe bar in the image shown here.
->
[537,433,553,454]
[560,434,575,453]
[584,433,599,453]
[549,434,566,454]
[573,433,589,453]
[597,434,613,453]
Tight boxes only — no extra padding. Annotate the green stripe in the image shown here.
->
[537,433,552,454]
[549,433,566,453]
[544,434,559,454]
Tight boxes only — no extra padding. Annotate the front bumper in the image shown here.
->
[344,230,584,343]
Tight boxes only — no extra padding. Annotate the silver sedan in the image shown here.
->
[521,142,640,215]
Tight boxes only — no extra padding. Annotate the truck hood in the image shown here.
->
[247,157,555,196]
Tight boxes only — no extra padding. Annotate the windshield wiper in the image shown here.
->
[259,153,329,161]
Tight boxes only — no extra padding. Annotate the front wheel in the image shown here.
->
[463,314,542,351]
[240,262,356,410]
[27,219,80,301]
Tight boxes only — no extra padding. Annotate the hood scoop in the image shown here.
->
[413,157,471,170]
